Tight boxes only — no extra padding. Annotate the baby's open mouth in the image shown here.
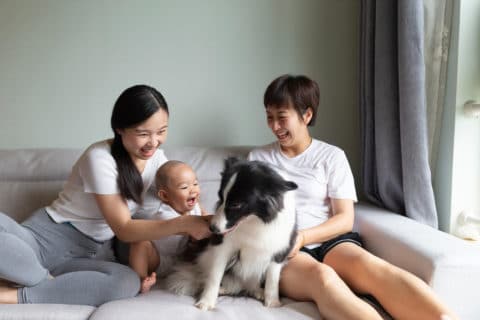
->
[187,197,196,206]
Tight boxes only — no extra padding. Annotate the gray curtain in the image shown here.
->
[359,0,438,228]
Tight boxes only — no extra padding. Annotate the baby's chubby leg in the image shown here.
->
[129,240,160,293]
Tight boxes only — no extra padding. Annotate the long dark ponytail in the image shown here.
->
[110,85,169,203]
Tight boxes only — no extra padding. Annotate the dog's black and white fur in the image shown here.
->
[163,157,297,310]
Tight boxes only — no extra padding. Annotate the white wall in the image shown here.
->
[0,0,360,180]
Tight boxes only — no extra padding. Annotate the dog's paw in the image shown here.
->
[195,298,216,311]
[252,290,264,302]
[264,297,282,308]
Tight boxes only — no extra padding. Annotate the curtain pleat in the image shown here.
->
[360,0,438,228]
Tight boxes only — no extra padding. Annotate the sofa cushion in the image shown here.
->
[89,289,321,320]
[354,203,480,319]
[0,304,95,320]
[0,149,82,222]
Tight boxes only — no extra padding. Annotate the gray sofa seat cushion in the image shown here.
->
[0,304,95,320]
[89,289,321,320]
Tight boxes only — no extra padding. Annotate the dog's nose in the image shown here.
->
[209,224,220,234]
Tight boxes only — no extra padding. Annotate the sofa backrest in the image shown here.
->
[0,146,252,222]
[0,148,83,222]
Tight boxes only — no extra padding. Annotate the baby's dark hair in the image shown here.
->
[263,74,320,126]
[155,160,187,190]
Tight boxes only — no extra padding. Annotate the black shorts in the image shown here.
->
[300,232,363,262]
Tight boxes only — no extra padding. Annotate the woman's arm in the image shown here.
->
[95,194,212,243]
[289,198,354,257]
[302,198,354,245]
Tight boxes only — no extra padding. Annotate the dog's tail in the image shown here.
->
[161,263,202,296]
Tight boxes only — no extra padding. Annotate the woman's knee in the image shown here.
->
[351,252,400,279]
[107,265,141,300]
[339,250,404,293]
[0,212,18,231]
[308,262,342,290]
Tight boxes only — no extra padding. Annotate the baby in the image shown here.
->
[129,160,208,293]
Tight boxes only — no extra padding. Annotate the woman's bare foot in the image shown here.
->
[140,272,157,293]
[0,282,18,304]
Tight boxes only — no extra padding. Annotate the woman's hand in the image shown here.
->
[182,215,212,240]
[288,231,305,259]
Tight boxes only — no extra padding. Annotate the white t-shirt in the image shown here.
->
[151,202,201,276]
[248,139,357,235]
[46,140,168,241]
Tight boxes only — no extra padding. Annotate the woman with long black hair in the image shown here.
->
[0,85,211,306]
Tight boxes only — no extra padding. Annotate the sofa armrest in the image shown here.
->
[353,202,480,319]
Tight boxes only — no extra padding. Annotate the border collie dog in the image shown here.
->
[164,157,297,310]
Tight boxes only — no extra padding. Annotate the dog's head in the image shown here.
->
[210,157,297,234]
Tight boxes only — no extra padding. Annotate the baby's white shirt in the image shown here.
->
[151,202,201,275]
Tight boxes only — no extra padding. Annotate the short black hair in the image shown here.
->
[263,74,320,126]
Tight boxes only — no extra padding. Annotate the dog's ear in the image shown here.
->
[218,157,242,201]
[283,181,298,191]
[261,194,283,223]
[224,157,241,171]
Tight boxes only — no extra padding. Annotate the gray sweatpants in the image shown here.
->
[0,209,140,306]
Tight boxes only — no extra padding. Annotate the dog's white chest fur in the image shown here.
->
[207,192,295,284]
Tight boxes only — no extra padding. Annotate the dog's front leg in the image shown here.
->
[195,247,230,311]
[263,262,283,307]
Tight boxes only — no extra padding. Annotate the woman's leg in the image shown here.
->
[19,258,140,306]
[280,252,383,320]
[0,212,49,286]
[2,209,140,306]
[324,243,458,320]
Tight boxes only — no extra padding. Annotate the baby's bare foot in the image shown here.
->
[140,272,157,293]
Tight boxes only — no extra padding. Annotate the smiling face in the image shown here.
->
[158,163,200,215]
[266,104,312,155]
[117,108,169,168]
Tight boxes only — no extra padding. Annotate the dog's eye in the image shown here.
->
[227,203,243,210]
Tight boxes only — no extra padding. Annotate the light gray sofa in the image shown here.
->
[0,147,479,320]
